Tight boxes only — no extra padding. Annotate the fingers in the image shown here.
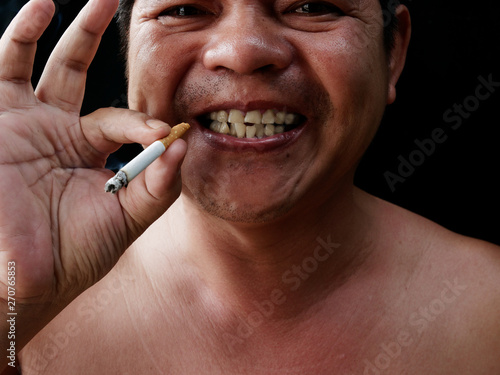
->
[83,107,189,239]
[0,0,54,86]
[35,0,119,113]
[145,140,187,198]
[80,108,172,159]
[120,139,187,237]
[82,107,189,236]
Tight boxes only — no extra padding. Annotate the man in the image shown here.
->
[0,0,499,373]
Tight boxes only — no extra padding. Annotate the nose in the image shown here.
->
[202,8,293,75]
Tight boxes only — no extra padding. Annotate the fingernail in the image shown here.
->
[146,119,168,129]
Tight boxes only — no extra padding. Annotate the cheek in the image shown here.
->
[291,27,388,176]
[311,31,387,106]
[127,26,194,121]
[309,26,387,120]
[293,18,387,93]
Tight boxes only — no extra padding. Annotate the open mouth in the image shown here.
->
[198,109,306,139]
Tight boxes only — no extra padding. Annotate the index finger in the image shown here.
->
[0,0,54,87]
[35,0,119,113]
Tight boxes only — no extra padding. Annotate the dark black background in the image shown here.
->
[1,0,499,244]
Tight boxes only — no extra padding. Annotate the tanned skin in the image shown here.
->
[0,0,498,373]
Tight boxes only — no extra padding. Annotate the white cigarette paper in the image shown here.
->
[104,123,190,194]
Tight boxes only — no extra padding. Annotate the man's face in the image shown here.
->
[127,0,392,223]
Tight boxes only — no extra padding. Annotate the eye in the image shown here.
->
[287,2,344,16]
[159,5,209,18]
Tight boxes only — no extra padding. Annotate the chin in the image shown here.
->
[194,195,295,224]
[182,174,299,224]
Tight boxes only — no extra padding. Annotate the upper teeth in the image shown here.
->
[207,109,300,138]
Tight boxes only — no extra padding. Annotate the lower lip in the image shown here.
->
[195,122,306,153]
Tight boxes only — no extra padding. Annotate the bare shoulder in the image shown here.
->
[18,263,139,374]
[17,236,199,374]
[365,190,500,266]
[377,192,500,302]
[390,195,500,284]
[372,193,500,369]
[426,232,500,370]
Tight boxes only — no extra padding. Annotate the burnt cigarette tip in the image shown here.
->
[104,171,128,194]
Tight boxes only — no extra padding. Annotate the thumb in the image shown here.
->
[81,107,188,238]
[119,137,187,237]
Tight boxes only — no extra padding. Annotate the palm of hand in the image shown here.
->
[0,0,186,318]
[0,97,126,305]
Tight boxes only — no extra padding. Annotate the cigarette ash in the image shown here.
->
[104,170,128,194]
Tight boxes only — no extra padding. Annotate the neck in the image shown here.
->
[162,184,378,320]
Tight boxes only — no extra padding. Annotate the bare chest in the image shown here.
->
[19,259,492,375]
[20,297,474,375]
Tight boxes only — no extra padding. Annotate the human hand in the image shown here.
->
[0,0,186,356]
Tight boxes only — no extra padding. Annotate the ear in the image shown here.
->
[387,5,411,105]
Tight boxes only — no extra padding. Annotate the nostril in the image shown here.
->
[256,64,278,73]
[202,33,293,75]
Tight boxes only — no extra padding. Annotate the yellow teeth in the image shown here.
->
[244,110,262,124]
[207,109,300,138]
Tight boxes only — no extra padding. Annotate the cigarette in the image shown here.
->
[104,122,190,194]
